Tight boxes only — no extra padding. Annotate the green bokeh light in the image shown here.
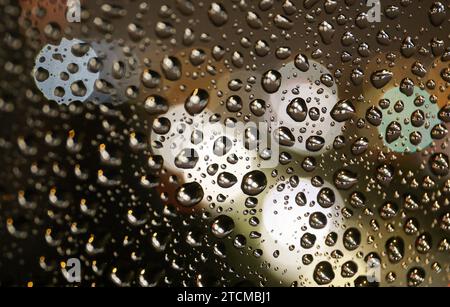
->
[379,87,441,153]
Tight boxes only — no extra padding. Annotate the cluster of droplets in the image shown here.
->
[0,0,449,287]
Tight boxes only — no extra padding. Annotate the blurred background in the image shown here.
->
[0,0,449,287]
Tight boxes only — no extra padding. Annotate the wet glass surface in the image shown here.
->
[0,0,449,287]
